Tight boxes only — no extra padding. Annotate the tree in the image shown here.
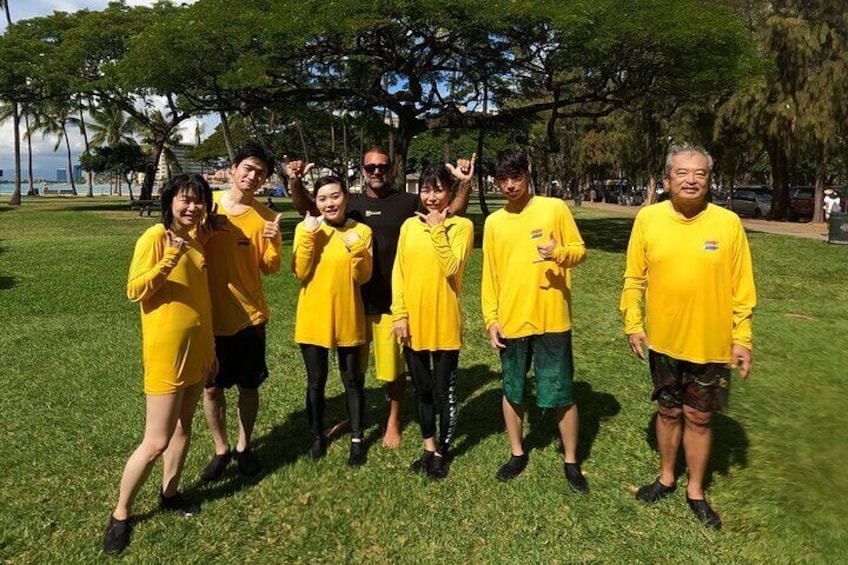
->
[80,142,149,199]
[33,100,78,195]
[717,0,848,221]
[117,0,751,190]
[84,103,138,195]
[0,0,22,204]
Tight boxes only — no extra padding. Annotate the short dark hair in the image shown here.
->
[233,140,276,175]
[362,145,391,164]
[311,175,348,198]
[160,174,213,230]
[493,148,530,180]
[419,163,456,198]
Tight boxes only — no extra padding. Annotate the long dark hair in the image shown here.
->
[160,174,214,231]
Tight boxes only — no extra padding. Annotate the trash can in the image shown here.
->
[574,194,582,207]
[828,213,848,244]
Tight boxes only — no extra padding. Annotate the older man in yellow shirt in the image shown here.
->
[621,143,757,530]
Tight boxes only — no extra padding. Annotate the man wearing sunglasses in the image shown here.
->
[291,147,474,449]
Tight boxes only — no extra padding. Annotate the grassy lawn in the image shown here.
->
[0,196,846,563]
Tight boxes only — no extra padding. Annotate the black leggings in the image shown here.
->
[403,348,459,455]
[300,344,365,440]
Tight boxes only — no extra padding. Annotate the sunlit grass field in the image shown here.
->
[0,196,846,563]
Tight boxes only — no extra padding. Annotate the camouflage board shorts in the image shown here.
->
[648,351,730,413]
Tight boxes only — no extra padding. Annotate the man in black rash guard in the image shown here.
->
[290,146,474,448]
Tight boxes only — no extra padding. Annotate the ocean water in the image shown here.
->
[0,183,118,196]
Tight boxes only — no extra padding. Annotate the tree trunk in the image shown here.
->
[219,110,236,162]
[78,102,94,197]
[477,125,489,216]
[24,114,35,196]
[9,103,22,205]
[342,119,350,185]
[767,140,790,221]
[813,141,826,223]
[63,125,77,195]
[141,143,165,200]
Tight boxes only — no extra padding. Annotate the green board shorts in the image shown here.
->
[499,331,575,408]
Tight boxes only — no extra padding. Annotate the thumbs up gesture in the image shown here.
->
[536,231,557,261]
[263,213,282,239]
[343,230,362,249]
[303,211,322,233]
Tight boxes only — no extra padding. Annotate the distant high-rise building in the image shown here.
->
[56,169,68,182]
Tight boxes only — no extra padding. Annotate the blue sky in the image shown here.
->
[1,1,202,180]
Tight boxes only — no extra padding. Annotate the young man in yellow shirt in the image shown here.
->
[620,143,757,529]
[200,142,282,480]
[481,148,588,492]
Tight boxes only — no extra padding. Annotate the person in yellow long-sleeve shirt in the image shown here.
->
[481,148,589,492]
[103,175,216,555]
[620,143,757,530]
[391,164,474,479]
[200,141,282,481]
[293,176,373,467]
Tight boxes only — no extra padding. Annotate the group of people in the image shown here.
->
[103,140,756,555]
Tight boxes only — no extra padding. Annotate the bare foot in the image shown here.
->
[382,425,402,448]
[323,419,349,438]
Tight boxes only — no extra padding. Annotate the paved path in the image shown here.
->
[578,201,830,241]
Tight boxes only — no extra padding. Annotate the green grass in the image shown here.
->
[1,196,846,563]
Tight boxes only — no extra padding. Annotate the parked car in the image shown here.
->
[711,192,729,207]
[602,179,629,203]
[789,187,815,221]
[729,188,771,218]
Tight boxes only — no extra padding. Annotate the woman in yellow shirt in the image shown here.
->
[391,164,474,478]
[103,175,217,555]
[293,176,373,467]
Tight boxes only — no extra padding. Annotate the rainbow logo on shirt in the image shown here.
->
[704,240,719,251]
[530,228,544,240]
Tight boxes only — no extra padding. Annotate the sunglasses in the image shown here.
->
[363,163,390,174]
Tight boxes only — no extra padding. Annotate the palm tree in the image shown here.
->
[87,103,137,195]
[67,97,94,197]
[34,100,77,195]
[136,108,184,189]
[1,0,23,205]
[21,103,38,195]
[87,104,136,148]
[0,99,29,193]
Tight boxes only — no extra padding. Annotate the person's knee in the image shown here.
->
[237,386,259,400]
[657,403,683,424]
[141,436,170,459]
[682,405,711,430]
[204,386,223,401]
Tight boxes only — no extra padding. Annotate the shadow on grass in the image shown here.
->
[0,275,14,290]
[645,411,749,487]
[523,380,621,462]
[48,202,141,213]
[575,216,634,254]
